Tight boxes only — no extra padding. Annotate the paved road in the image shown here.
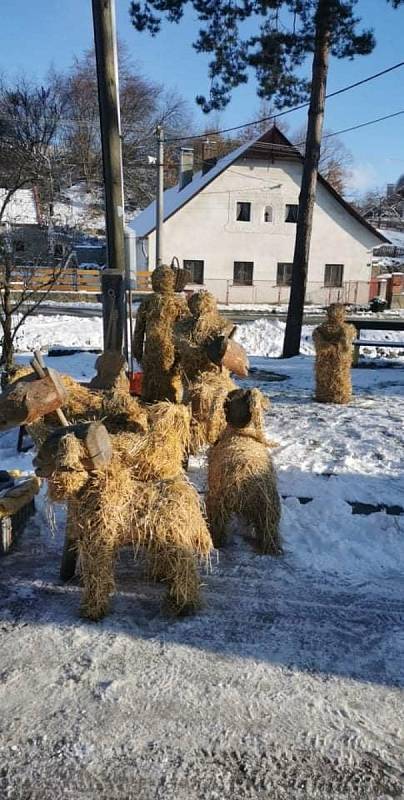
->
[29,302,402,327]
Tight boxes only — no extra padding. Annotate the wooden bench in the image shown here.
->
[352,339,404,365]
[347,317,404,366]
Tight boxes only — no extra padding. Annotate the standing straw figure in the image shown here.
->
[175,291,239,450]
[313,303,356,404]
[175,290,236,384]
[133,265,190,403]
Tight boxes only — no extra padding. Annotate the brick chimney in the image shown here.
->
[202,139,218,174]
[179,147,194,189]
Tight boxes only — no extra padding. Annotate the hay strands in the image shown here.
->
[34,421,113,479]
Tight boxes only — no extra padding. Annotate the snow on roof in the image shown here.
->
[129,126,386,243]
[0,188,38,225]
[377,228,404,248]
[129,136,259,239]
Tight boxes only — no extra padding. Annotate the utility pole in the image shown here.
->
[156,125,164,266]
[91,0,125,353]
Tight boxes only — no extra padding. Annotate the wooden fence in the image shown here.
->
[1,267,101,294]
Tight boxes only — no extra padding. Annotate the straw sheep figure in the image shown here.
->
[206,388,282,556]
[38,402,212,619]
[313,303,356,404]
[133,265,190,403]
[175,291,238,451]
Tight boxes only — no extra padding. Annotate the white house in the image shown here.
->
[130,127,387,305]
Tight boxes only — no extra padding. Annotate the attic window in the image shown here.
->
[236,202,251,222]
[264,206,273,223]
[285,204,298,223]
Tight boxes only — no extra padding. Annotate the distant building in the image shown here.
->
[130,127,386,306]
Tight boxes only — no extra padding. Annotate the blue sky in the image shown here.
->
[2,0,403,196]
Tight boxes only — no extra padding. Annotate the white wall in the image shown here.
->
[143,158,380,304]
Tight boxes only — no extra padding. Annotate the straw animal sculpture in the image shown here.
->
[206,388,282,555]
[133,265,190,403]
[44,403,212,619]
[313,304,356,404]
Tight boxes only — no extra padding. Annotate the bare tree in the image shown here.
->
[58,45,192,212]
[292,125,353,195]
[0,79,69,384]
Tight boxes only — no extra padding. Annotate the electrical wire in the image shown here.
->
[164,60,404,143]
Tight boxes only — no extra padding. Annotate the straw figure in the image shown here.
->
[175,291,238,451]
[133,265,190,403]
[11,366,148,447]
[313,303,356,404]
[206,388,282,555]
[175,291,236,384]
[38,402,213,619]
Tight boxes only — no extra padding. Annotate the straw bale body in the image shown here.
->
[43,402,212,618]
[48,452,211,620]
[133,266,190,403]
[206,389,282,555]
[313,304,356,404]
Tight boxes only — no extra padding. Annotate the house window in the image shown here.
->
[14,240,25,252]
[183,259,204,285]
[264,206,273,223]
[277,262,293,286]
[236,202,251,222]
[324,264,344,287]
[285,204,298,223]
[234,261,253,286]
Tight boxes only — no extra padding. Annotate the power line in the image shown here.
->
[165,59,404,143]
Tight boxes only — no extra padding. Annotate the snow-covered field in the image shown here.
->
[1,319,404,798]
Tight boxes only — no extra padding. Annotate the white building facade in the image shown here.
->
[131,128,386,305]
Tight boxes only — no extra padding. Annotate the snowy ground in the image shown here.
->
[1,321,404,798]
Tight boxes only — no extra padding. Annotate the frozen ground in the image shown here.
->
[1,322,404,798]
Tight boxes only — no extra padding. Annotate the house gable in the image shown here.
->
[130,126,387,245]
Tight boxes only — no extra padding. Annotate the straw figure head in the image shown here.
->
[327,303,346,324]
[188,290,218,318]
[313,303,356,404]
[206,387,282,555]
[151,265,177,294]
[46,433,89,502]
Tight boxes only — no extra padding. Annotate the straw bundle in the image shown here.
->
[313,304,356,404]
[206,389,282,555]
[189,370,236,453]
[175,291,235,383]
[47,434,89,501]
[101,387,148,434]
[133,265,190,403]
[113,401,191,480]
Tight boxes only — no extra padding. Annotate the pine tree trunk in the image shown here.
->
[282,0,331,357]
